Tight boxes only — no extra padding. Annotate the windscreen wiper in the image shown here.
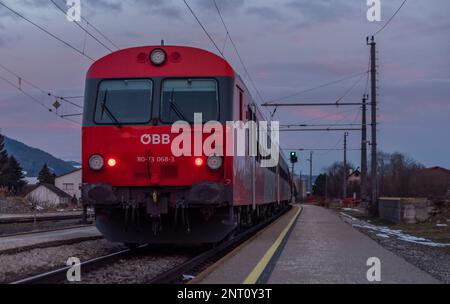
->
[101,90,122,128]
[169,89,187,121]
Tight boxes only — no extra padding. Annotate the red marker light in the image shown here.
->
[107,158,117,167]
[194,157,203,167]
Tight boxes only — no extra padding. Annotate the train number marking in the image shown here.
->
[136,156,175,163]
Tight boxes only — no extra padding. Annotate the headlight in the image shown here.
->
[207,155,223,170]
[89,154,104,171]
[150,48,166,66]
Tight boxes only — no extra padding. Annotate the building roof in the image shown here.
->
[56,168,81,179]
[423,166,450,173]
[348,169,361,178]
[33,183,72,198]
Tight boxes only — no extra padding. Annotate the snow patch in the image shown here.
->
[341,212,450,248]
[376,233,390,238]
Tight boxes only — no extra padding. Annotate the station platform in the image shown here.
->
[192,204,439,284]
[0,211,91,223]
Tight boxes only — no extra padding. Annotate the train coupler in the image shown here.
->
[145,194,168,216]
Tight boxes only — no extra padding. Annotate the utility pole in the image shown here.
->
[291,162,295,202]
[367,35,378,215]
[343,132,349,199]
[290,152,298,202]
[361,94,368,203]
[307,151,313,193]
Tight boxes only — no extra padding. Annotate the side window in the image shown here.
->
[238,88,244,121]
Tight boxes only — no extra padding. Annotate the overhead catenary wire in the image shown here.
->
[335,72,367,104]
[212,0,266,107]
[0,74,81,125]
[49,0,115,52]
[182,0,224,57]
[0,1,94,61]
[280,123,361,128]
[266,71,368,104]
[373,0,408,36]
[0,62,83,109]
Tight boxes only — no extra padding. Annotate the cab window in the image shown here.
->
[94,79,152,124]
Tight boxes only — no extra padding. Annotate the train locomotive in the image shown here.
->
[82,45,291,246]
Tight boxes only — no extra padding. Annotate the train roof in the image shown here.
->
[87,45,235,79]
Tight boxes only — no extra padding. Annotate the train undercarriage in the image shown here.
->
[84,182,289,246]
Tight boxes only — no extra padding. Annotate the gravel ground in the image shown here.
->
[77,253,191,284]
[0,239,125,283]
[340,212,450,283]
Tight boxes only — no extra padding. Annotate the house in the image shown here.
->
[55,169,82,199]
[26,183,72,207]
[347,169,361,184]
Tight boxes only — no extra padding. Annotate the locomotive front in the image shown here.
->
[82,46,236,245]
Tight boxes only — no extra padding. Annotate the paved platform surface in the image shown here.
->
[192,206,300,284]
[0,226,100,252]
[268,204,439,284]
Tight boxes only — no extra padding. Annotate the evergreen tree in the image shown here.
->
[4,156,26,193]
[0,133,9,187]
[38,163,55,185]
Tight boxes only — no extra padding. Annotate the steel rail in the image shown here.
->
[148,205,292,284]
[10,248,134,284]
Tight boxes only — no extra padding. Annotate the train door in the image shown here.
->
[248,104,256,210]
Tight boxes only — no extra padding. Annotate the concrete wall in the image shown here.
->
[55,169,82,199]
[379,197,429,224]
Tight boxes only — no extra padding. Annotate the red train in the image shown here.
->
[82,45,291,246]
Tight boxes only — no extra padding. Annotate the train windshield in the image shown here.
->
[160,79,219,123]
[94,79,152,124]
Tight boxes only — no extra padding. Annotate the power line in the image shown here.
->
[182,0,223,57]
[300,107,358,125]
[0,74,49,110]
[212,0,266,106]
[373,0,408,36]
[267,71,368,104]
[285,148,361,151]
[280,123,361,128]
[279,128,361,132]
[262,102,371,107]
[0,74,81,125]
[49,0,114,52]
[0,63,83,109]
[0,1,94,61]
[336,72,366,104]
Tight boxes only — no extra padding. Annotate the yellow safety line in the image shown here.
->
[243,206,302,284]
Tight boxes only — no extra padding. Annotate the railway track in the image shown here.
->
[10,248,134,284]
[10,205,290,284]
[149,206,291,283]
[0,223,93,239]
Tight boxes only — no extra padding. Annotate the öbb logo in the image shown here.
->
[140,134,170,145]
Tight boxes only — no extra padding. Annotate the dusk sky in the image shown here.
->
[0,0,449,175]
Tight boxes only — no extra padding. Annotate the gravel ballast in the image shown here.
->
[0,239,125,283]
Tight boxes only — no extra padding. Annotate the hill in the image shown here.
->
[3,136,79,177]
